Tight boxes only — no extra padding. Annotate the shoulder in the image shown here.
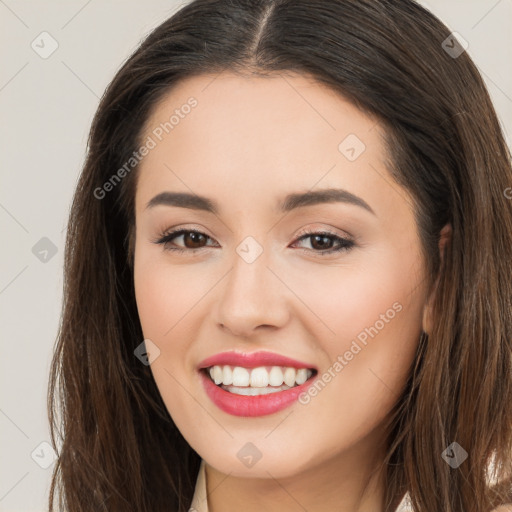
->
[395,493,512,512]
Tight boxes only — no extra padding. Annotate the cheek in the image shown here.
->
[292,272,423,452]
[134,264,172,339]
[134,253,204,340]
[133,254,195,406]
[300,251,423,345]
[133,249,219,395]
[301,247,424,397]
[133,254,202,420]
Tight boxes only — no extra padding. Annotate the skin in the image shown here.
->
[133,71,437,512]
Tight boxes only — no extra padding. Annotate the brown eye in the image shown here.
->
[292,230,355,255]
[181,231,208,249]
[309,234,335,251]
[155,229,215,252]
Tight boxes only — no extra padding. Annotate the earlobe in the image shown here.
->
[422,223,452,335]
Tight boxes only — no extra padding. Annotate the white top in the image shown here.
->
[189,459,512,511]
[188,459,414,512]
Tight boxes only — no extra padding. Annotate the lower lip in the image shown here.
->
[199,370,316,417]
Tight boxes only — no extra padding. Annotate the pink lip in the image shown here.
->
[199,370,317,417]
[197,350,316,370]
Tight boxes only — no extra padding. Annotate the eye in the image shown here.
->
[153,228,355,255]
[153,229,217,253]
[291,229,355,255]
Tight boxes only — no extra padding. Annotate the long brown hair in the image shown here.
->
[47,1,512,510]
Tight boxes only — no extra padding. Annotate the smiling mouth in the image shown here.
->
[201,365,317,396]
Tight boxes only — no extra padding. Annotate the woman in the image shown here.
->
[47,0,512,511]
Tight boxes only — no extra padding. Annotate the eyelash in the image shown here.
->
[153,227,355,256]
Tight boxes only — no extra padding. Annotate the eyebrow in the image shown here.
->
[145,188,375,216]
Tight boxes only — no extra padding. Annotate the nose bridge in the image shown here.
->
[214,235,288,336]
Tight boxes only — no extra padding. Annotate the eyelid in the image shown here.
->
[151,226,218,248]
[155,228,354,245]
[151,223,213,241]
[153,224,356,256]
[154,223,353,243]
[293,224,354,242]
[290,227,355,255]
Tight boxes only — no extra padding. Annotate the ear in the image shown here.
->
[422,223,452,335]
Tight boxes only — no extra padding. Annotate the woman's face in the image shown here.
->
[133,72,429,479]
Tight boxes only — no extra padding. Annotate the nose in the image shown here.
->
[214,247,290,339]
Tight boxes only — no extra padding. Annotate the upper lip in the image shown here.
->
[198,350,317,370]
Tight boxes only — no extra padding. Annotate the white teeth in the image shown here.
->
[206,365,314,388]
[232,367,250,387]
[221,384,292,396]
[268,366,284,386]
[249,367,269,387]
[211,365,223,385]
[296,368,308,385]
[222,365,233,385]
[283,367,296,387]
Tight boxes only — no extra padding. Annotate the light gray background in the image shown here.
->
[1,1,511,510]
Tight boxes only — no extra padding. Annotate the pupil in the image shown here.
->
[187,232,204,248]
[312,235,332,250]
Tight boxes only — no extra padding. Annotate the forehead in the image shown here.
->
[140,71,379,158]
[135,71,398,218]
